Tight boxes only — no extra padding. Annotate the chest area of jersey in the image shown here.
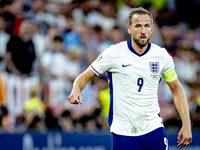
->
[115,56,162,80]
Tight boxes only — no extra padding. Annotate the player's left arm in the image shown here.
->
[166,74,192,149]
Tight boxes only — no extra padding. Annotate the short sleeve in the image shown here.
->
[90,45,114,76]
[162,49,175,75]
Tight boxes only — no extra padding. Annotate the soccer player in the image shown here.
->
[68,7,192,150]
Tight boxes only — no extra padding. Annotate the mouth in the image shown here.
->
[140,35,146,40]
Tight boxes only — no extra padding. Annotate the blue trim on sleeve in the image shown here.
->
[90,65,100,76]
[108,72,113,127]
[127,39,151,57]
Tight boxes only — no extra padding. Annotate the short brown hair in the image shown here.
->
[128,7,153,25]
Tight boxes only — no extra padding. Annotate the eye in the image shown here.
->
[135,24,141,27]
[145,24,150,27]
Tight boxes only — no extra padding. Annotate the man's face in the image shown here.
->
[127,14,153,48]
[0,17,6,30]
[20,20,33,36]
[32,0,46,13]
[53,41,63,52]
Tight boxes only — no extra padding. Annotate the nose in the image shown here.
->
[141,26,145,34]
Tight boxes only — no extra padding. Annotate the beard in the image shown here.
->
[133,36,150,48]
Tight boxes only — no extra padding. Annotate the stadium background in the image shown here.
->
[0,0,200,149]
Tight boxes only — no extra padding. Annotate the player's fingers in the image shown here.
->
[73,99,80,104]
[179,140,189,149]
[177,138,186,149]
[184,140,190,146]
[185,137,192,146]
[177,132,181,143]
[179,139,191,149]
[68,94,79,104]
[78,94,82,104]
[68,94,74,104]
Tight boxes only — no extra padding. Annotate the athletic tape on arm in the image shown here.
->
[163,68,177,82]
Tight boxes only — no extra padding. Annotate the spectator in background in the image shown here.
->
[63,14,82,50]
[41,36,72,79]
[32,21,46,59]
[5,19,36,76]
[76,24,97,70]
[41,36,80,112]
[147,4,164,47]
[73,0,117,31]
[29,0,56,34]
[41,35,67,89]
[190,81,200,128]
[58,109,74,133]
[15,85,46,132]
[65,45,82,81]
[160,25,180,55]
[186,70,200,129]
[58,0,74,17]
[94,76,110,130]
[98,1,117,31]
[1,0,24,36]
[0,0,17,35]
[8,0,24,36]
[72,0,102,27]
[0,73,7,107]
[108,26,126,44]
[83,25,110,65]
[80,25,123,70]
[45,2,67,31]
[174,48,199,83]
[44,108,60,130]
[117,0,134,38]
[23,85,45,116]
[44,25,61,51]
[0,106,10,132]
[79,25,112,61]
[27,115,46,132]
[0,14,10,71]
[79,114,100,133]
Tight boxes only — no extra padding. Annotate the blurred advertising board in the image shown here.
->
[0,130,200,150]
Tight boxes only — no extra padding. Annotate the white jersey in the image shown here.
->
[90,40,174,136]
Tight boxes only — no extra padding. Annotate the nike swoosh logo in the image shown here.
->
[122,64,132,67]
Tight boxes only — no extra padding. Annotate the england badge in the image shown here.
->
[149,62,159,74]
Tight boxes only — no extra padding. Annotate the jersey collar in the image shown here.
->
[127,39,151,57]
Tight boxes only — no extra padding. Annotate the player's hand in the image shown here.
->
[177,126,192,149]
[68,90,82,105]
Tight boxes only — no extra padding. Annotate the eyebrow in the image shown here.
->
[134,23,151,26]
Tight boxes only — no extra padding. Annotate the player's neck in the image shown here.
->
[131,39,148,54]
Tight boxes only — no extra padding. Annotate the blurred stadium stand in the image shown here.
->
[0,0,200,149]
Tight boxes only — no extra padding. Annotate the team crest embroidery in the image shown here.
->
[149,62,159,74]
[95,53,103,62]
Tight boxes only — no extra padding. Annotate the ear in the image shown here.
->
[127,25,131,34]
[151,25,154,34]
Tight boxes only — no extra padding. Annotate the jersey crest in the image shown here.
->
[149,62,159,74]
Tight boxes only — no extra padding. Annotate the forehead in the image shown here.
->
[132,14,151,24]
[21,20,31,26]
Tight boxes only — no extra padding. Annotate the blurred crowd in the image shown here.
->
[0,0,200,133]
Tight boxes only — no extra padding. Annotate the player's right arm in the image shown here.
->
[69,45,114,105]
[166,77,192,149]
[68,67,97,105]
[162,49,192,149]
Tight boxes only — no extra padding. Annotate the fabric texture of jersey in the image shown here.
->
[90,39,175,136]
